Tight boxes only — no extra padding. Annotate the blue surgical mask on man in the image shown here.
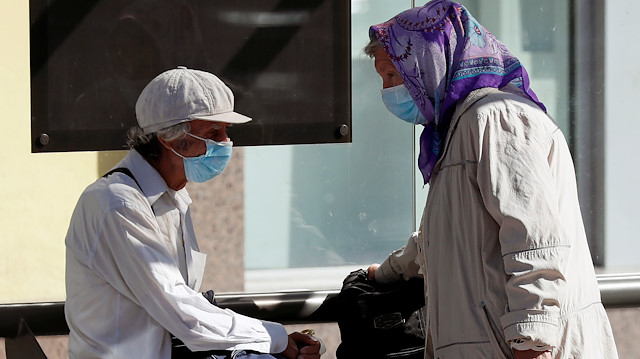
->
[381,84,427,125]
[170,133,232,183]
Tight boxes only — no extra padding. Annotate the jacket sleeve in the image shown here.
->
[375,231,424,284]
[474,104,568,348]
[82,200,288,353]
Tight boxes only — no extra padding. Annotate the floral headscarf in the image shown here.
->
[370,0,546,184]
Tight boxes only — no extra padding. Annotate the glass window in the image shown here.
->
[602,0,640,269]
[242,0,414,291]
[240,0,576,292]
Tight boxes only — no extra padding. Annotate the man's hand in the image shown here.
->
[280,331,322,359]
[514,349,553,359]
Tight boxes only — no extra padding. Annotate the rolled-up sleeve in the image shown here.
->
[475,107,567,348]
[82,200,288,353]
[376,231,424,284]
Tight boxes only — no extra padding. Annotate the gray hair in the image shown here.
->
[363,37,382,58]
[126,121,191,160]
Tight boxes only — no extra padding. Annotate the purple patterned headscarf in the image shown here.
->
[370,0,546,184]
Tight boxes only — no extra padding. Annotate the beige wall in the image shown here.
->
[0,0,126,304]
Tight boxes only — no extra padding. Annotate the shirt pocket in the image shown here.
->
[188,249,207,291]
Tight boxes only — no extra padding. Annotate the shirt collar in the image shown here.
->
[120,149,192,210]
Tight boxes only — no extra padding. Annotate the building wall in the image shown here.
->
[0,0,93,304]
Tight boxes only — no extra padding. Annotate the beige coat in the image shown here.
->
[375,87,618,358]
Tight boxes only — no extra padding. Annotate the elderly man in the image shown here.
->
[64,67,321,359]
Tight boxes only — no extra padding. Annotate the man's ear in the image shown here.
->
[159,132,191,152]
[157,136,169,149]
[156,136,180,160]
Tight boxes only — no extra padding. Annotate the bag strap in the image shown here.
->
[103,167,157,216]
[103,167,142,191]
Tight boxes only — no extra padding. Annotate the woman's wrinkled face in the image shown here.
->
[374,47,404,89]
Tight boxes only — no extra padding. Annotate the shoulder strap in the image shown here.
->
[103,167,156,215]
[103,167,142,191]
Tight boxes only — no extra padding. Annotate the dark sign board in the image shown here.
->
[30,0,351,152]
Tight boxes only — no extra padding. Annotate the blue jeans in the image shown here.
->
[210,351,287,359]
[172,348,286,359]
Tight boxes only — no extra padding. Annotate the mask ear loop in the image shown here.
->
[381,84,407,104]
[157,134,188,160]
[170,134,213,159]
[170,147,188,160]
[187,133,233,147]
[391,76,401,102]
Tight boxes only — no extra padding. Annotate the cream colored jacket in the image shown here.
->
[375,87,618,359]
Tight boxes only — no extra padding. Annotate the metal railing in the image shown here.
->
[595,272,640,308]
[1,273,639,338]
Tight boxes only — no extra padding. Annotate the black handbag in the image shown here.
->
[332,269,426,358]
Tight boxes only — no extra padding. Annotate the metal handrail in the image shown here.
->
[1,273,639,338]
[0,290,340,338]
[595,272,640,308]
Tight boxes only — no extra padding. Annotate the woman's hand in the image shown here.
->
[367,263,380,280]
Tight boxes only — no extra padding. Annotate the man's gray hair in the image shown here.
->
[126,122,191,160]
[363,37,382,58]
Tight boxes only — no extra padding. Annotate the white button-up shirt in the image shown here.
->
[65,150,287,359]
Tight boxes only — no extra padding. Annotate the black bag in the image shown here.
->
[333,269,426,358]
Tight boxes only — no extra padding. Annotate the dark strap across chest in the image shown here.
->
[103,167,142,190]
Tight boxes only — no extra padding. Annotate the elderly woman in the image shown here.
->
[365,1,618,359]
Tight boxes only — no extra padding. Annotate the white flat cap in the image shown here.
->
[135,66,251,134]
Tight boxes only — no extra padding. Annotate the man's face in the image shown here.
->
[374,47,404,89]
[179,120,230,157]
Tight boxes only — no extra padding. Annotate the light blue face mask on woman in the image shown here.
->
[170,133,233,183]
[381,84,427,125]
